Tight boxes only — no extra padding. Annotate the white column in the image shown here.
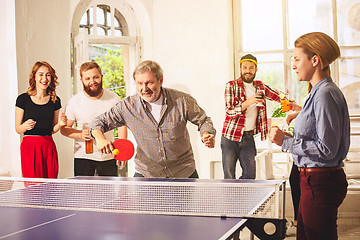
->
[0,0,21,176]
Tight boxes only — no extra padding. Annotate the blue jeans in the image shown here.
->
[221,135,256,179]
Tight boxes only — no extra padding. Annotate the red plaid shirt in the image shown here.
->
[222,78,282,142]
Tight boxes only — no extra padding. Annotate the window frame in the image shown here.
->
[233,0,360,115]
[232,0,360,178]
[79,4,128,37]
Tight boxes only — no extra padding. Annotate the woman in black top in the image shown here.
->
[15,61,66,178]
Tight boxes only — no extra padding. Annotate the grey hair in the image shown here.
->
[133,60,163,80]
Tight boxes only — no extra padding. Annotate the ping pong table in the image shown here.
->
[0,176,286,240]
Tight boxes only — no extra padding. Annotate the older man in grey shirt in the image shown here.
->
[91,60,216,178]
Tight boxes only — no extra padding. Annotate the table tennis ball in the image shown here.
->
[112,149,119,155]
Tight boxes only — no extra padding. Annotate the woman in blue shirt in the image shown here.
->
[269,32,350,239]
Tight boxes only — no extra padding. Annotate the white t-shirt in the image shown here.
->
[145,94,164,123]
[243,82,257,131]
[65,89,121,161]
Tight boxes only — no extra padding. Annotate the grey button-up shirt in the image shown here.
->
[91,87,216,178]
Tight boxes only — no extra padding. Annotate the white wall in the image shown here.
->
[7,0,234,178]
[0,0,21,176]
[151,0,234,177]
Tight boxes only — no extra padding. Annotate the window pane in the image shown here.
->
[350,136,360,152]
[337,0,360,46]
[89,7,93,25]
[115,29,123,37]
[114,17,120,28]
[97,27,105,36]
[114,17,123,36]
[340,49,360,115]
[290,57,309,106]
[107,11,111,27]
[255,54,284,116]
[97,6,105,25]
[89,44,126,98]
[291,72,309,106]
[80,12,88,25]
[241,0,283,51]
[256,54,284,91]
[288,0,333,48]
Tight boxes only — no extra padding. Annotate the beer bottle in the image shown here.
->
[83,123,93,154]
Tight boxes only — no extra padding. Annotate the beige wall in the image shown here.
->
[150,0,233,177]
[0,0,21,176]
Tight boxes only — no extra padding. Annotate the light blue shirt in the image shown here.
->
[282,77,350,168]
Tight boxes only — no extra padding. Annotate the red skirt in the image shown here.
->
[20,136,58,178]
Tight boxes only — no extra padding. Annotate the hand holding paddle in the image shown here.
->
[92,129,134,161]
[111,139,135,161]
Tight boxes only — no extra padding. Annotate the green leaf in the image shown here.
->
[271,105,286,118]
[95,48,126,99]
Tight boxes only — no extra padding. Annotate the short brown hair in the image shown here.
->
[80,62,102,78]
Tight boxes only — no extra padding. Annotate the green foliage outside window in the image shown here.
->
[95,48,126,99]
[95,48,126,138]
[256,63,284,116]
[258,66,284,91]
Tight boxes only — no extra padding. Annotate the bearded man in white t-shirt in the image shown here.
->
[61,62,127,176]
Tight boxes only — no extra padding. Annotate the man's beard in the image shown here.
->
[83,82,103,97]
[241,73,256,83]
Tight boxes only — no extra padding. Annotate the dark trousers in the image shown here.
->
[297,168,347,240]
[134,170,199,178]
[289,163,300,221]
[74,158,118,176]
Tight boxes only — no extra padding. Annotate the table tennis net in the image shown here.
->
[0,177,285,219]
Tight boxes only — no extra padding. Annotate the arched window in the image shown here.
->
[72,2,139,97]
[79,4,128,37]
[74,4,128,100]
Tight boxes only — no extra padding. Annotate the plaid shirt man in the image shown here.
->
[222,78,281,141]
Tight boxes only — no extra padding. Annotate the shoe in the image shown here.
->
[286,221,297,236]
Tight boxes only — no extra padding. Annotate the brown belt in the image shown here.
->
[243,130,254,135]
[298,167,342,172]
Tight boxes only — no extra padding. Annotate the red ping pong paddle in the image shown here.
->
[112,139,135,161]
